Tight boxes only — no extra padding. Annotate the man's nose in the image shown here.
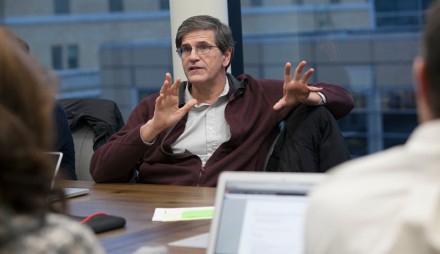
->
[188,48,200,59]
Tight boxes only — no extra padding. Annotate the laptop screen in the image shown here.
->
[45,152,63,188]
[207,172,324,254]
[45,152,89,199]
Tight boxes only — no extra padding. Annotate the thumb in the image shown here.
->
[273,99,286,111]
[180,99,197,112]
[308,86,323,92]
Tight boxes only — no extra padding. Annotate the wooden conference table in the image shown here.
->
[63,181,216,254]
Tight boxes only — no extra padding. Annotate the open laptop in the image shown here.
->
[46,152,89,198]
[206,171,325,254]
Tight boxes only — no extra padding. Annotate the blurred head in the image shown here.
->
[13,35,30,53]
[0,27,57,214]
[413,0,440,122]
[176,15,235,69]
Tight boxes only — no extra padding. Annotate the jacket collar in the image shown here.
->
[178,72,246,108]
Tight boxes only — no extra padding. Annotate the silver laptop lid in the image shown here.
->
[45,152,63,188]
[206,171,325,254]
[45,152,90,199]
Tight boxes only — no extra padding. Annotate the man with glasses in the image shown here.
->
[90,15,354,186]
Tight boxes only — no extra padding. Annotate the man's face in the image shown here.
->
[180,29,231,86]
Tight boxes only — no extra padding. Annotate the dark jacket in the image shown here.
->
[90,73,354,186]
[265,104,351,173]
[53,102,77,180]
[58,98,125,151]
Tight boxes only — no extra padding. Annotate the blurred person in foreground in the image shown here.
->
[13,36,77,180]
[90,15,354,186]
[305,1,440,253]
[0,27,103,253]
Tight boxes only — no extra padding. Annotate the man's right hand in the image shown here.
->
[140,73,197,143]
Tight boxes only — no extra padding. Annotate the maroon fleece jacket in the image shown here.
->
[90,73,354,186]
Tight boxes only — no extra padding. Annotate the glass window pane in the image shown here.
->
[345,137,368,158]
[109,0,124,12]
[67,44,79,69]
[239,0,427,156]
[251,0,262,7]
[51,45,63,70]
[382,113,417,133]
[375,0,434,28]
[160,0,169,10]
[54,0,70,14]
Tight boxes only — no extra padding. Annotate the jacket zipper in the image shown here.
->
[196,165,205,186]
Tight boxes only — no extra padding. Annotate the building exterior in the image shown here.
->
[0,0,170,69]
[0,0,432,157]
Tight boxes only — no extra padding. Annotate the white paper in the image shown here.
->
[168,233,209,249]
[152,206,214,222]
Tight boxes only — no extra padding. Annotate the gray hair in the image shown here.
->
[175,15,235,67]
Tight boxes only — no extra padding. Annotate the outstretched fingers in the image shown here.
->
[293,60,316,85]
[284,62,292,84]
[171,76,181,96]
[300,67,315,84]
[293,61,307,82]
[156,73,179,109]
[275,60,320,110]
[159,73,172,95]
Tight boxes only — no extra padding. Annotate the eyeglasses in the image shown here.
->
[176,44,218,58]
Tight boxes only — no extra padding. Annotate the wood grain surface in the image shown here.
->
[62,181,216,254]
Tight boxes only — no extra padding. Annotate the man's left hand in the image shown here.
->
[273,61,323,110]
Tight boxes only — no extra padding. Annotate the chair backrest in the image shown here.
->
[71,124,95,181]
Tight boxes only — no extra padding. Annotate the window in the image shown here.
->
[375,0,434,28]
[51,44,79,70]
[51,45,63,70]
[54,0,70,14]
[159,0,169,10]
[251,0,263,7]
[109,0,124,12]
[67,44,79,69]
[237,0,428,157]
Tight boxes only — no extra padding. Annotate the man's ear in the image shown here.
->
[413,56,433,122]
[222,48,232,68]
